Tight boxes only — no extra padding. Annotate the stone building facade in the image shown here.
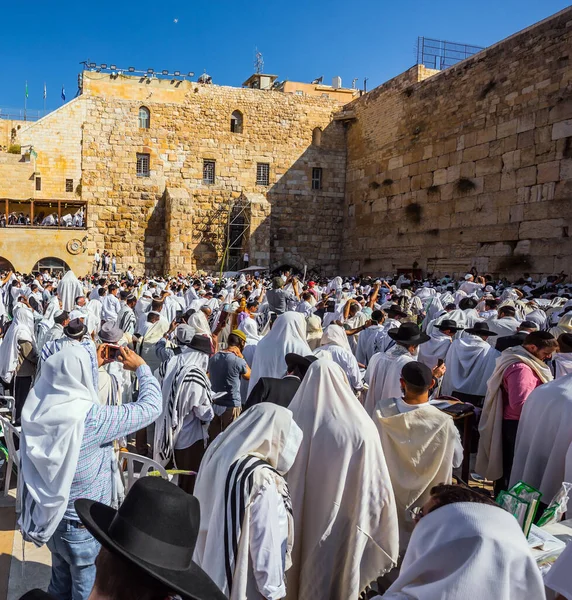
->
[1,6,571,278]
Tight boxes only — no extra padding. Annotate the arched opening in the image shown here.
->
[312,127,322,146]
[0,257,15,272]
[138,106,150,129]
[230,110,243,134]
[32,257,70,274]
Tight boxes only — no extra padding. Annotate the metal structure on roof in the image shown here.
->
[416,37,485,70]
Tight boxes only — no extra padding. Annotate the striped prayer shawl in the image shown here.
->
[155,362,211,464]
[117,306,136,335]
[223,455,293,594]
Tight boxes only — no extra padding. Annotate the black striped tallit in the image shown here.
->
[223,455,293,593]
[157,363,211,463]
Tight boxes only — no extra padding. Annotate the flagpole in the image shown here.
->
[24,80,27,121]
[43,82,46,115]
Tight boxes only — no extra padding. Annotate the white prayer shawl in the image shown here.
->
[545,540,572,600]
[187,311,213,340]
[553,352,572,379]
[162,294,180,325]
[153,349,212,466]
[549,312,572,338]
[286,360,398,600]
[374,397,455,545]
[19,345,98,546]
[57,271,84,312]
[509,373,572,500]
[486,316,520,346]
[134,296,152,319]
[475,346,553,481]
[422,295,443,331]
[417,331,452,370]
[40,323,65,353]
[344,311,368,353]
[117,305,137,335]
[0,304,34,384]
[440,335,500,397]
[382,502,546,600]
[135,319,169,373]
[238,317,261,343]
[355,324,385,366]
[320,323,351,352]
[248,312,311,395]
[35,297,60,348]
[364,345,415,416]
[194,404,301,600]
[526,307,548,330]
[305,315,323,351]
[86,298,102,323]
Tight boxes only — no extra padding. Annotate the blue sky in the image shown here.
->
[0,0,569,113]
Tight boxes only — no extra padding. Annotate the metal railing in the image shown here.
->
[417,37,485,71]
[0,108,49,121]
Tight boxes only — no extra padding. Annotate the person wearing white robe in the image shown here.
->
[549,311,572,338]
[315,324,363,391]
[418,319,462,370]
[364,322,431,417]
[373,361,462,548]
[285,359,398,600]
[194,403,302,600]
[247,312,311,395]
[355,310,387,366]
[440,325,500,400]
[40,311,69,352]
[378,499,546,600]
[509,372,572,501]
[238,317,261,402]
[486,306,520,346]
[57,271,84,312]
[305,315,322,351]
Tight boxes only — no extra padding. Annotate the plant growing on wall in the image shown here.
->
[7,144,21,154]
[455,177,476,194]
[405,202,423,224]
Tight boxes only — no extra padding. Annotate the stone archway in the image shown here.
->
[32,256,70,274]
[0,257,14,272]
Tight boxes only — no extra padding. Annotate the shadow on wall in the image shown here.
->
[266,119,346,277]
[142,190,166,276]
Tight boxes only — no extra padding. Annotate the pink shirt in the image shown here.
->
[502,362,542,420]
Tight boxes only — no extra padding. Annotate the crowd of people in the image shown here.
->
[0,266,572,600]
[0,207,85,228]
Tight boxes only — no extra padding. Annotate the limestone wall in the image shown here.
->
[18,100,85,200]
[80,74,346,275]
[341,7,572,279]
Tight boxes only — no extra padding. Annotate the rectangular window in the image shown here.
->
[136,153,150,177]
[312,167,323,190]
[256,162,270,186]
[203,160,216,185]
[295,90,304,96]
[66,178,73,192]
[321,93,330,98]
[35,177,42,191]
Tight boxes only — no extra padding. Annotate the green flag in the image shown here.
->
[25,81,28,99]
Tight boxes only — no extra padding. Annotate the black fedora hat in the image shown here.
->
[385,304,408,318]
[285,353,318,378]
[189,334,213,355]
[436,319,464,332]
[75,477,226,600]
[64,318,87,339]
[464,321,498,337]
[388,322,430,346]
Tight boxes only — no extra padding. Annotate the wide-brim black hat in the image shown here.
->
[388,322,430,346]
[75,477,226,600]
[385,304,408,318]
[285,353,318,376]
[465,322,498,336]
[436,319,464,332]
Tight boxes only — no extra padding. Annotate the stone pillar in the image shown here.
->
[165,187,193,274]
[247,192,271,268]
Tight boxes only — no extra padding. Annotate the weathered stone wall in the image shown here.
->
[341,7,572,279]
[80,74,346,275]
[0,120,22,151]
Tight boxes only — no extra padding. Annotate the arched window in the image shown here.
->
[312,127,322,146]
[139,106,150,129]
[32,257,70,273]
[230,110,243,134]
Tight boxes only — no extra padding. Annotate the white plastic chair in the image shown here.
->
[119,450,169,493]
[0,415,20,497]
[0,396,16,423]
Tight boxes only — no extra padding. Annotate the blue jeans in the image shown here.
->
[47,518,101,600]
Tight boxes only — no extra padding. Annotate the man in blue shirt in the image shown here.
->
[208,330,250,439]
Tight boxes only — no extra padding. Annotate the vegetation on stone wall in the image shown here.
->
[7,144,21,154]
[405,202,423,224]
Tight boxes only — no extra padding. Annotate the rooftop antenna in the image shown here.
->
[352,78,358,89]
[254,48,264,74]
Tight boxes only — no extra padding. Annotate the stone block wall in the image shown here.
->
[340,7,572,279]
[80,74,346,275]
